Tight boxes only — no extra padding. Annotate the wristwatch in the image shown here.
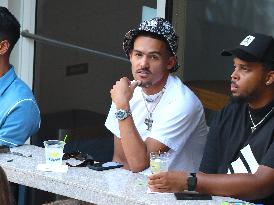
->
[187,173,197,191]
[115,109,132,120]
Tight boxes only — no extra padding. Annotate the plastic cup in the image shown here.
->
[150,152,169,174]
[43,140,65,167]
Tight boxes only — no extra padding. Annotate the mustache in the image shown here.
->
[231,80,238,88]
[136,68,151,73]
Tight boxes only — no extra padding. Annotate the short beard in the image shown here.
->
[139,81,152,88]
[230,95,249,103]
[231,92,259,104]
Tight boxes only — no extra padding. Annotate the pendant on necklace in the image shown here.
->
[144,113,153,131]
[251,126,256,133]
[248,106,274,134]
[144,117,153,131]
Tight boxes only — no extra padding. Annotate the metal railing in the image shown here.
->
[21,30,129,63]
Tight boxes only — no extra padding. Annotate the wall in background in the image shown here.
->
[34,0,156,115]
[182,0,274,81]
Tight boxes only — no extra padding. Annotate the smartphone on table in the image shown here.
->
[88,161,123,171]
[174,191,212,200]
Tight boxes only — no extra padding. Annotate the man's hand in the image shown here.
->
[110,77,140,108]
[148,171,187,192]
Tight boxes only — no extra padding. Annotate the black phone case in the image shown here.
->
[88,162,123,171]
[174,192,212,200]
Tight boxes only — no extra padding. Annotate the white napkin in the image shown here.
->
[36,164,68,173]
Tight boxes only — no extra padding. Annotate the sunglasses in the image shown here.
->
[63,151,94,167]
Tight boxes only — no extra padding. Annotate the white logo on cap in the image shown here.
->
[240,35,255,46]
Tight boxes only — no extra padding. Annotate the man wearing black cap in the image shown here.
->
[148,33,274,204]
[105,17,208,173]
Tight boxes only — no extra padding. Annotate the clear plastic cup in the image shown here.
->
[43,140,65,167]
[150,152,169,174]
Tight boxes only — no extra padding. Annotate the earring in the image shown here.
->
[266,81,270,85]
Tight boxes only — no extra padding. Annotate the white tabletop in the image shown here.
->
[0,145,245,205]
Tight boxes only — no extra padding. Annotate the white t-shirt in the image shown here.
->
[105,75,208,172]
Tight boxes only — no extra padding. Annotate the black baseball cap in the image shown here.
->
[221,33,274,63]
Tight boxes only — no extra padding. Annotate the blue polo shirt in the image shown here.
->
[0,66,40,147]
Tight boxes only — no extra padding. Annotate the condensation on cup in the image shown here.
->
[43,140,65,167]
[150,152,169,174]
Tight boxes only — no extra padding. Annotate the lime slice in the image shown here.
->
[150,159,161,174]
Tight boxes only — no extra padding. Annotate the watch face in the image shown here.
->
[116,110,126,120]
[115,109,131,120]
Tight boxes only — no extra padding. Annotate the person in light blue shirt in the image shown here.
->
[0,7,40,147]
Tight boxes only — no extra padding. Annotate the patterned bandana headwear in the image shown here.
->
[123,17,179,73]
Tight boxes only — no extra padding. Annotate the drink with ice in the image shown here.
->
[150,152,169,174]
[44,140,65,166]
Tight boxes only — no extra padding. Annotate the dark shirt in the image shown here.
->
[199,99,274,204]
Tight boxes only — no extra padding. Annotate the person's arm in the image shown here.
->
[118,115,168,172]
[112,135,129,169]
[0,99,40,147]
[148,165,274,201]
[110,77,168,172]
[197,166,274,200]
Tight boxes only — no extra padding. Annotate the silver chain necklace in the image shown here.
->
[248,106,274,133]
[141,87,166,131]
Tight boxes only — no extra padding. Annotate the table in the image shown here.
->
[0,145,244,205]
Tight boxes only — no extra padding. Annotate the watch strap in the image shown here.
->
[187,173,197,191]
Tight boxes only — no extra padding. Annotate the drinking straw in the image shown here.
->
[63,134,69,143]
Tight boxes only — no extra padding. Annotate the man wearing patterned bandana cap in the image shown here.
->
[0,7,40,147]
[148,32,274,205]
[105,17,208,173]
